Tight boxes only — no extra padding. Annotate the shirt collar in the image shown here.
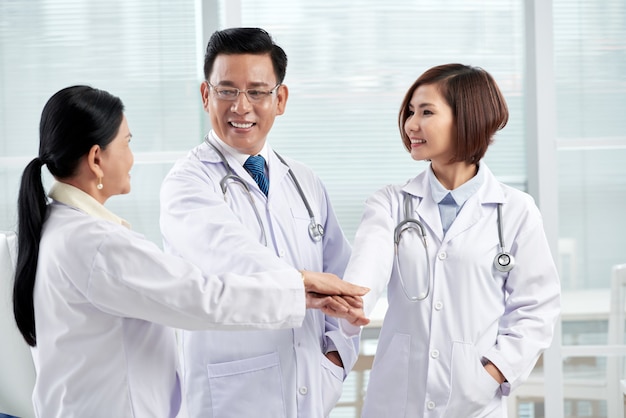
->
[48,181,131,229]
[209,130,270,166]
[428,163,485,206]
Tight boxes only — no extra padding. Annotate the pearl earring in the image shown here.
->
[97,178,103,190]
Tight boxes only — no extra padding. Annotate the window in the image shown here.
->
[0,0,202,243]
[0,0,526,243]
[554,0,626,290]
[232,0,526,240]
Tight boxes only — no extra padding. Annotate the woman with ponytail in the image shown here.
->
[13,86,368,417]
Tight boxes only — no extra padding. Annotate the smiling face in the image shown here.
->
[201,53,288,155]
[98,115,134,197]
[404,83,456,166]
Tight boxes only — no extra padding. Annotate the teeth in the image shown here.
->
[411,139,426,144]
[231,122,253,129]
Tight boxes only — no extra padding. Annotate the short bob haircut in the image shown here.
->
[398,63,509,164]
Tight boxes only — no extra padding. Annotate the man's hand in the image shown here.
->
[325,351,343,368]
[483,360,506,384]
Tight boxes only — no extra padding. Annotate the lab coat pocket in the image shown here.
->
[320,354,344,417]
[290,207,323,249]
[444,342,500,417]
[362,333,411,418]
[206,352,286,418]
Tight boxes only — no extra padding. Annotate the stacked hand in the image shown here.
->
[301,270,370,327]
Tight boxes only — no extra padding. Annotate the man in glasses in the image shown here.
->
[160,27,362,418]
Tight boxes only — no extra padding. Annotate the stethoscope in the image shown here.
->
[205,138,325,246]
[393,192,515,302]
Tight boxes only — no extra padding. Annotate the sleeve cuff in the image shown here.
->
[325,329,360,378]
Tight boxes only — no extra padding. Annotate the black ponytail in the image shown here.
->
[14,158,48,346]
[12,86,124,346]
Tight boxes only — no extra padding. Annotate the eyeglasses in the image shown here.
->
[207,81,281,103]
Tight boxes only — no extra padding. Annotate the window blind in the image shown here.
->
[0,0,202,243]
[235,0,526,240]
[554,0,626,289]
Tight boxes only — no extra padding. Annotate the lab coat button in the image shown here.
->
[299,386,308,395]
[434,301,443,310]
[278,249,286,257]
[427,401,436,410]
[437,252,447,260]
[430,349,439,359]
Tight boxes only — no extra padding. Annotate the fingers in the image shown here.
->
[329,295,353,311]
[306,293,360,312]
[347,314,370,327]
[300,270,369,326]
[320,305,370,326]
[340,306,370,326]
[341,295,364,309]
[306,293,348,312]
[338,280,370,297]
[306,293,370,325]
[302,270,370,297]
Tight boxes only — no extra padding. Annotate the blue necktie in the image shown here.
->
[244,155,269,196]
[439,193,458,235]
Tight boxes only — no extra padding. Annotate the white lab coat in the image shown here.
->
[341,164,561,418]
[160,134,356,418]
[31,186,305,418]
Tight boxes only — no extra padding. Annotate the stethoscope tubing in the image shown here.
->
[273,153,325,242]
[394,193,431,301]
[394,192,514,301]
[205,137,324,244]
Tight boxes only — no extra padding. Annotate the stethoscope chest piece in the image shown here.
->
[309,222,324,242]
[494,251,515,272]
[493,203,515,273]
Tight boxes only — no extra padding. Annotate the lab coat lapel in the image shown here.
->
[402,173,445,243]
[199,140,265,196]
[443,197,484,243]
[417,197,444,243]
[266,148,290,199]
[442,165,506,243]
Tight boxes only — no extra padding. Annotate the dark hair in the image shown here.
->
[398,63,509,164]
[203,27,288,84]
[14,85,124,346]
